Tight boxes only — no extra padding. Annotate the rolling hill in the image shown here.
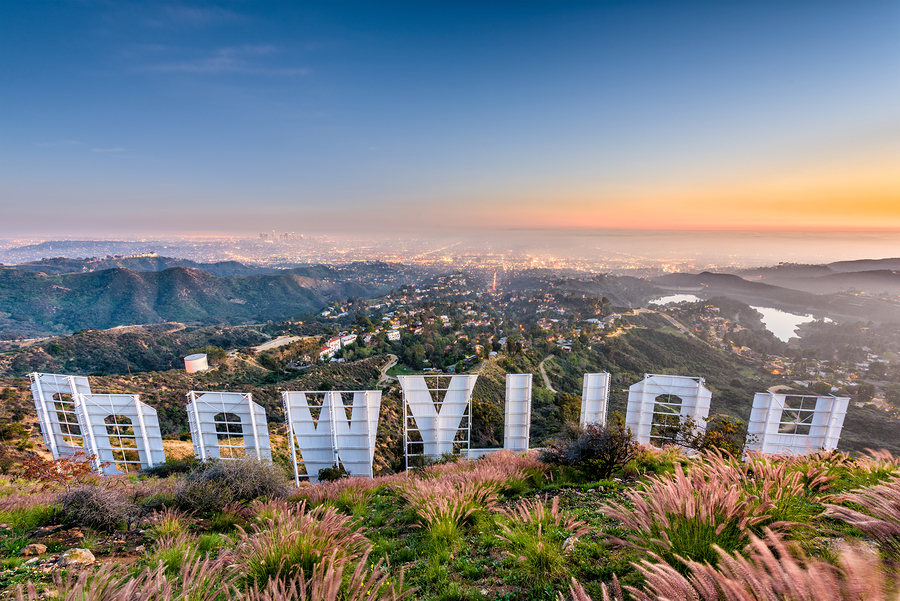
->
[736,258,900,295]
[654,271,900,323]
[0,265,409,337]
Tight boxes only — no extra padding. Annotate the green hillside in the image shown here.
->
[0,266,404,337]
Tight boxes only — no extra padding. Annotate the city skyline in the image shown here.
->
[2,1,898,236]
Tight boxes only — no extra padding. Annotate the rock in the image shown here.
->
[57,548,95,567]
[0,524,10,530]
[20,544,47,556]
[134,545,145,554]
[563,537,577,553]
[33,525,63,536]
[24,557,42,565]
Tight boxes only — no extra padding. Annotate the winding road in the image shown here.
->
[538,355,557,393]
[377,354,398,387]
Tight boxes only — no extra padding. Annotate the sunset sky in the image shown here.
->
[1,1,898,236]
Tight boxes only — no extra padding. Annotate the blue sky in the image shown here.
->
[1,1,898,236]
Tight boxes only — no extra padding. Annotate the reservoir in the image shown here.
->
[651,294,826,343]
[750,306,828,343]
[651,294,703,305]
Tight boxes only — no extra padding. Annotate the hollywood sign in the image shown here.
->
[30,369,850,478]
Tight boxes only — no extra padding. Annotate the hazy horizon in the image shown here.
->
[2,228,899,269]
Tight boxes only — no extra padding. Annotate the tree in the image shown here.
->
[653,414,751,456]
[539,415,638,480]
[856,382,876,402]
[811,381,833,395]
[883,384,900,407]
[556,393,581,425]
[22,452,99,491]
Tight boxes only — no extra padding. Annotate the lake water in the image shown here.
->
[651,294,703,305]
[650,294,826,342]
[750,306,829,342]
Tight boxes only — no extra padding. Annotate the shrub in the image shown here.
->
[55,485,139,532]
[173,477,235,514]
[141,457,202,478]
[174,458,291,513]
[540,416,638,480]
[650,414,752,456]
[22,452,98,491]
[317,464,348,482]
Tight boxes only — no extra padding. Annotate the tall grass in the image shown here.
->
[240,550,411,601]
[18,553,237,601]
[230,501,370,587]
[149,507,191,539]
[397,478,499,552]
[825,475,900,563]
[599,462,774,570]
[290,477,383,515]
[496,496,591,585]
[583,529,896,601]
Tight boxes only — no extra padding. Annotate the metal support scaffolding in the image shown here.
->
[580,372,611,427]
[504,374,532,452]
[282,390,382,484]
[29,372,92,460]
[74,393,166,474]
[186,391,271,461]
[626,374,712,446]
[746,392,849,455]
[400,374,477,470]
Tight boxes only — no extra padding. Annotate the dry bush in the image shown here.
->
[175,458,292,513]
[825,476,900,563]
[55,484,140,532]
[22,452,99,491]
[228,501,370,587]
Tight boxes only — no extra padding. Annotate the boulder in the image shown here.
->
[57,548,95,567]
[20,543,47,556]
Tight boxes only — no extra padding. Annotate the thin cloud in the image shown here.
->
[35,140,79,147]
[145,5,242,28]
[92,148,126,153]
[141,45,308,76]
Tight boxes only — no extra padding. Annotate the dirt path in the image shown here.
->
[539,355,557,393]
[253,335,303,352]
[377,354,398,387]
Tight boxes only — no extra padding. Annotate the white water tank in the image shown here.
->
[184,353,209,373]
